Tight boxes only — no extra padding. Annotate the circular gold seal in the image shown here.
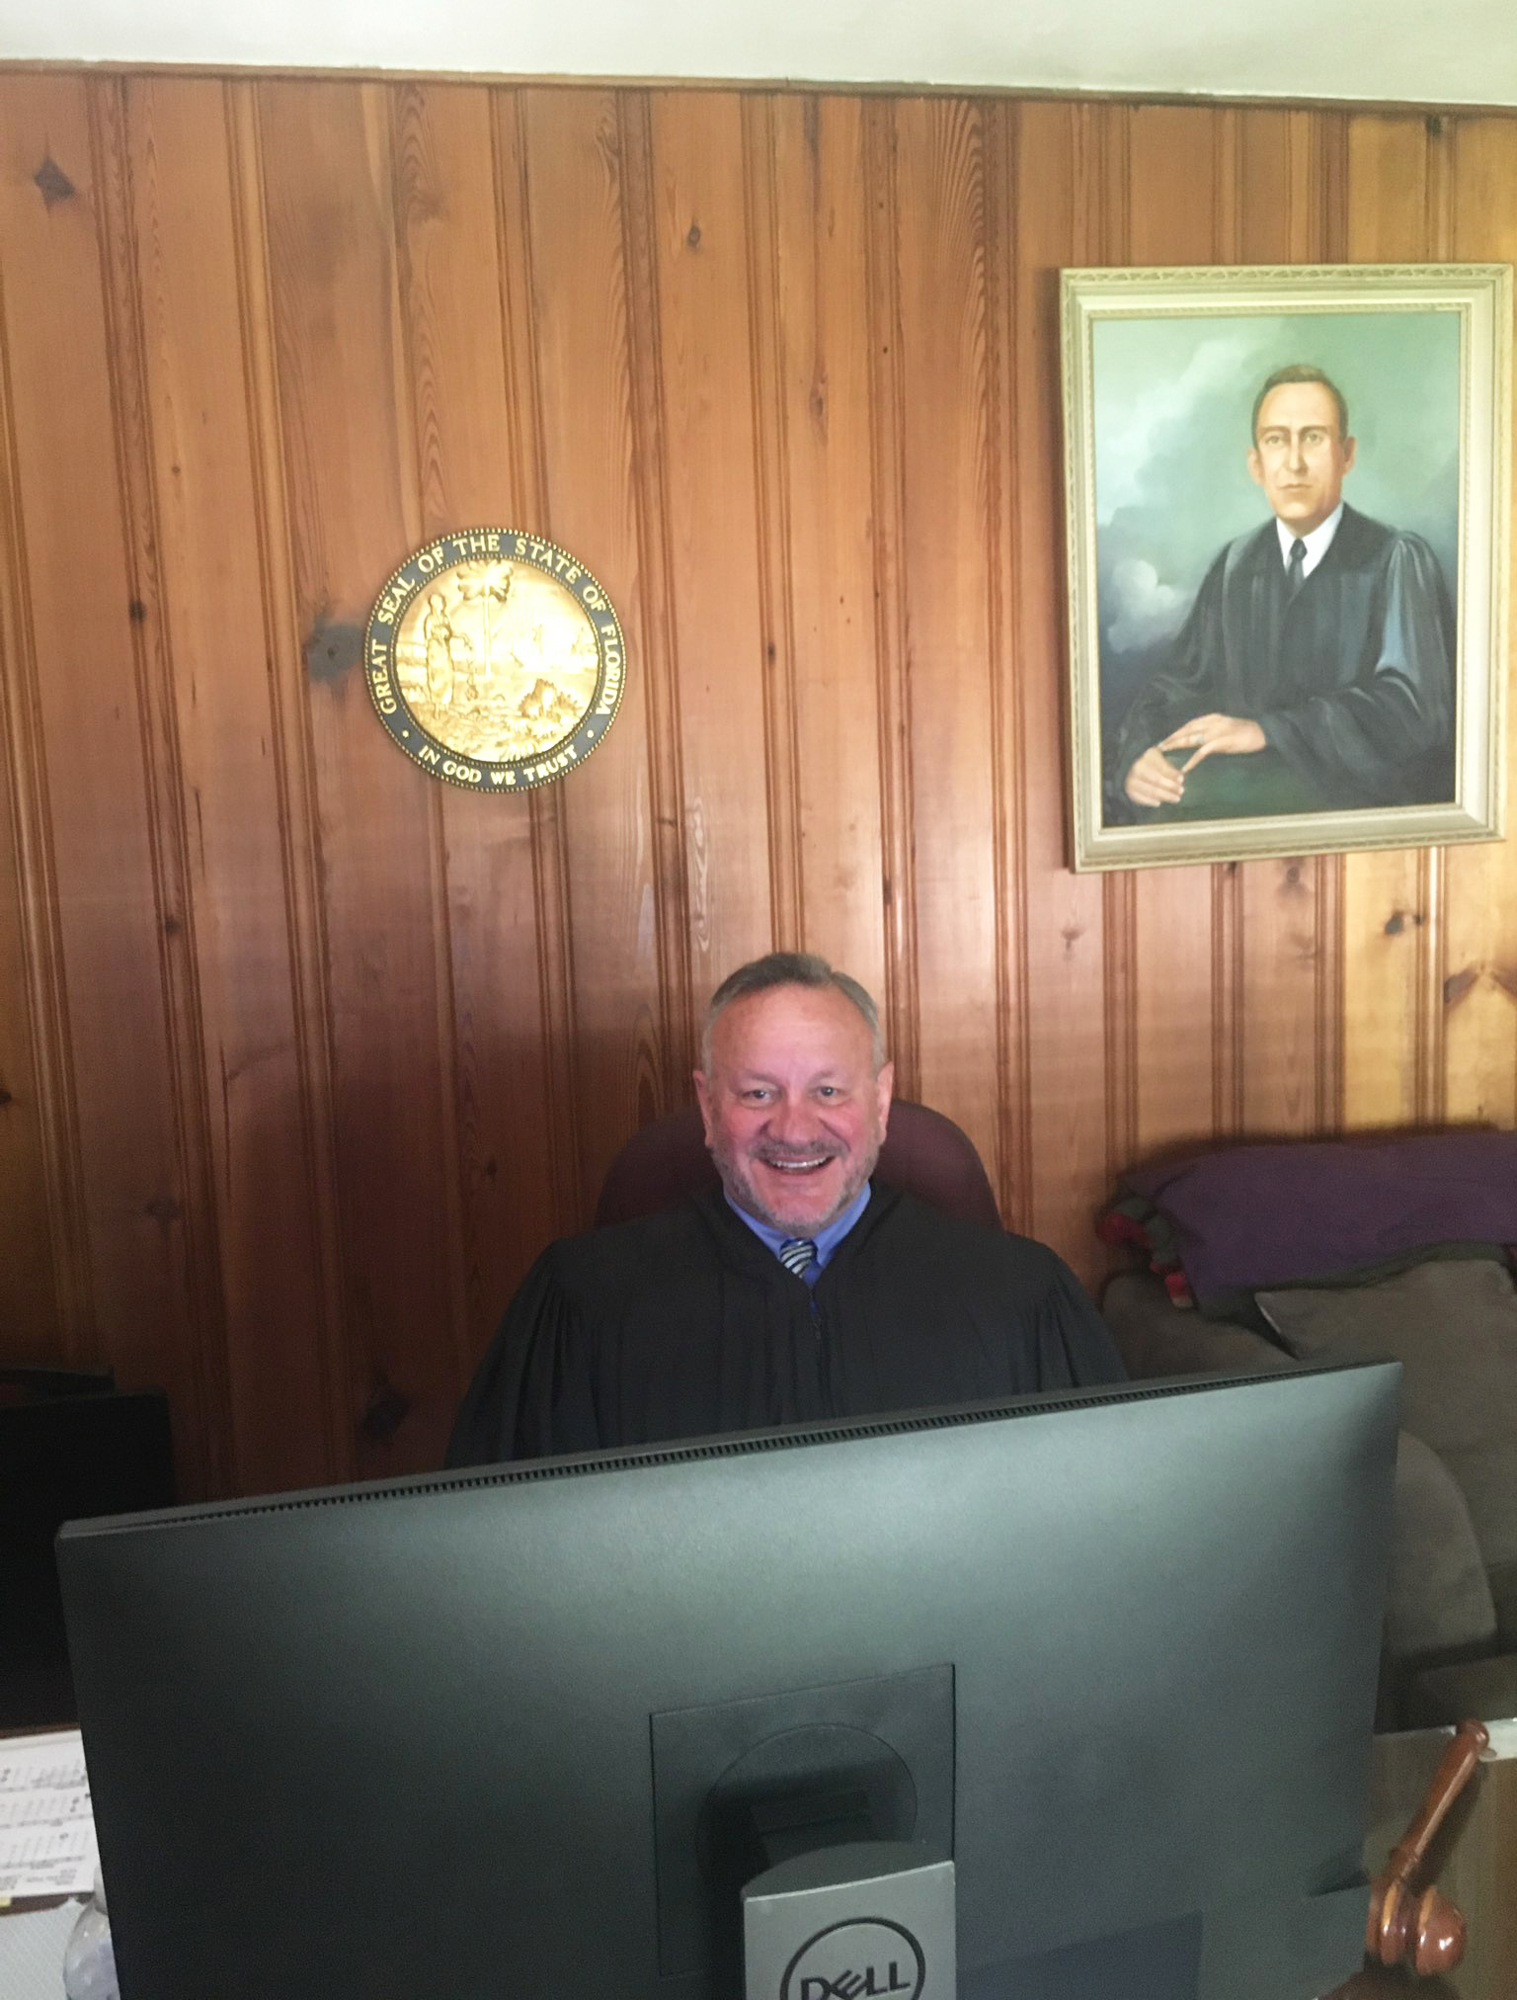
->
[364,529,626,791]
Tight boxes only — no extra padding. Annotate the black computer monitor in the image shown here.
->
[57,1363,1398,2000]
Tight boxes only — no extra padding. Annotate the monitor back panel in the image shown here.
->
[57,1367,1397,2000]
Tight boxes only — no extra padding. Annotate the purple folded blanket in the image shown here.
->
[1122,1130,1517,1306]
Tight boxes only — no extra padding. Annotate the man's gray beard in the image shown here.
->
[711,1138,881,1235]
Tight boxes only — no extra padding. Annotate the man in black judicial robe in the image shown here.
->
[447,953,1123,1465]
[1109,364,1455,822]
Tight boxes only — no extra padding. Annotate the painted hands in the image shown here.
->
[1122,714,1268,807]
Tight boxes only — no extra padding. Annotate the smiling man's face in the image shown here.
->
[694,982,893,1236]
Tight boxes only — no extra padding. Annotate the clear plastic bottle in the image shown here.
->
[62,1865,119,2000]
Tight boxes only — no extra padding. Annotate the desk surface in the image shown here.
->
[0,1897,79,1999]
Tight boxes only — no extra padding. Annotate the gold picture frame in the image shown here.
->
[1060,263,1510,871]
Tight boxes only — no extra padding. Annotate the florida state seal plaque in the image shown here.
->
[364,529,626,790]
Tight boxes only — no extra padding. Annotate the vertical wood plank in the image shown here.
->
[766,95,888,1013]
[92,77,238,1496]
[861,97,920,1090]
[1090,101,1141,1197]
[121,73,343,1494]
[257,76,462,1482]
[648,90,772,1004]
[618,89,698,1091]
[981,99,1032,1229]
[1012,100,1118,1276]
[741,95,804,956]
[0,621,62,1355]
[225,77,351,1491]
[0,160,84,1358]
[890,97,1001,1177]
[516,87,682,1193]
[0,72,210,1488]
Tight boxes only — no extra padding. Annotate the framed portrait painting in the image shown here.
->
[1060,263,1511,871]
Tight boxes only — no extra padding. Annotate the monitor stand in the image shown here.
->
[741,1838,955,2000]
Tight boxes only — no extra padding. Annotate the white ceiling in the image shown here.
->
[4,0,1517,109]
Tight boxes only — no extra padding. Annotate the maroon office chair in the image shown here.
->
[593,1100,1001,1229]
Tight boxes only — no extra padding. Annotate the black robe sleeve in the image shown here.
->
[1255,528,1455,806]
[1022,1249,1128,1391]
[445,1248,603,1468]
[1107,545,1230,815]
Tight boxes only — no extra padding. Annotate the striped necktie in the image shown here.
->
[779,1237,817,1279]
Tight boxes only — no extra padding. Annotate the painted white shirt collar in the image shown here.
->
[1274,502,1344,581]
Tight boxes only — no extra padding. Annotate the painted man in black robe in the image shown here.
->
[447,952,1123,1465]
[1109,364,1455,822]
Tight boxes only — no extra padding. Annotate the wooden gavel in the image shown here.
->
[1364,1716,1489,1976]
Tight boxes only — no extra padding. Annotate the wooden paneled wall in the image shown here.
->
[1,74,1514,1499]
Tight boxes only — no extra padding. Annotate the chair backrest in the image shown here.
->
[593,1100,1001,1229]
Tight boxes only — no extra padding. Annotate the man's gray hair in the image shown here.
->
[1251,364,1350,443]
[700,952,885,1071]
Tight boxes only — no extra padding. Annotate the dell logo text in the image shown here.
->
[799,1963,915,1999]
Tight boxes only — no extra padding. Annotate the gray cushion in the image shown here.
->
[1384,1430,1496,1663]
[1101,1273,1294,1379]
[1257,1259,1517,1575]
